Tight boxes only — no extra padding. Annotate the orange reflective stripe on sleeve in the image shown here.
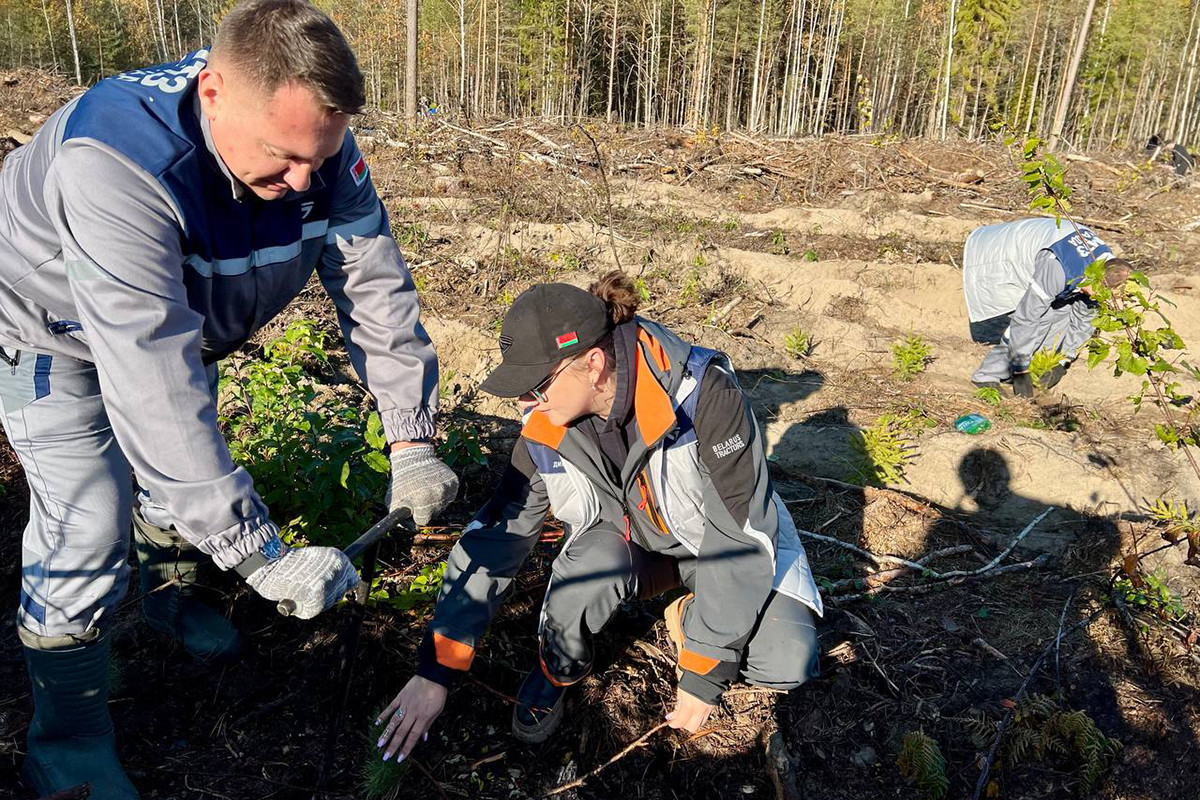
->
[679,647,721,676]
[433,633,476,671]
[671,594,720,675]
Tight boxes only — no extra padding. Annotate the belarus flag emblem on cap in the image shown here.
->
[556,331,579,349]
[349,155,369,186]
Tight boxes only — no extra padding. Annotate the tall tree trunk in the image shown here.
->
[1025,12,1049,133]
[406,0,418,126]
[1013,0,1041,128]
[688,0,713,128]
[457,0,467,111]
[747,0,768,131]
[493,0,501,114]
[725,0,743,130]
[606,0,620,122]
[1175,3,1200,140]
[39,0,58,72]
[813,0,845,135]
[560,0,571,121]
[1047,0,1098,151]
[579,0,594,118]
[937,0,958,140]
[64,0,81,84]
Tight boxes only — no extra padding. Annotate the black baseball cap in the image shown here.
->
[479,283,613,398]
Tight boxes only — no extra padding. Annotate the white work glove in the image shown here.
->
[246,545,360,619]
[385,443,459,526]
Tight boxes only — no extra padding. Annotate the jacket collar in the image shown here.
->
[521,323,679,452]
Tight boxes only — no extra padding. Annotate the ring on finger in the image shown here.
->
[392,707,406,722]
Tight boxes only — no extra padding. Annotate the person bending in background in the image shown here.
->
[964,218,1131,397]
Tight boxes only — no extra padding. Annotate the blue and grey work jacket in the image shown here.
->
[0,50,437,568]
[963,217,1113,370]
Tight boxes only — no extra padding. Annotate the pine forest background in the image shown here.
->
[0,0,1198,152]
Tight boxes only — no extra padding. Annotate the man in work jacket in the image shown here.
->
[0,1,457,796]
[373,278,823,761]
[963,217,1130,396]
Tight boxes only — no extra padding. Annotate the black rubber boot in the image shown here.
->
[1040,363,1069,391]
[20,629,140,799]
[133,510,242,662]
[512,666,568,744]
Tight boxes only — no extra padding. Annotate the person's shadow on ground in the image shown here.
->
[762,408,1198,799]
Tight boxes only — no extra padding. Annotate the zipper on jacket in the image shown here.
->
[635,471,671,536]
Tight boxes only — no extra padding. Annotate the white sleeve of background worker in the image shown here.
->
[46,140,276,568]
[316,133,439,444]
[1005,250,1068,371]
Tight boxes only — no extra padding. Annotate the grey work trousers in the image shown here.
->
[537,525,819,690]
[0,347,216,638]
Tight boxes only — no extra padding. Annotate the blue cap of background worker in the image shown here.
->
[479,284,614,398]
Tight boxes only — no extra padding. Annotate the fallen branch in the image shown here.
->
[833,554,1052,602]
[543,721,668,797]
[523,128,565,151]
[935,506,1054,579]
[413,532,462,547]
[800,528,947,574]
[466,673,520,705]
[436,119,508,149]
[763,727,801,800]
[822,545,976,593]
[1061,153,1125,176]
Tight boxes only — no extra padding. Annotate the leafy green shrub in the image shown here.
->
[896,731,948,799]
[369,561,447,611]
[802,248,819,262]
[784,326,813,359]
[1148,497,1200,547]
[220,320,392,547]
[1028,348,1064,390]
[634,276,652,304]
[1015,132,1200,564]
[1115,568,1186,622]
[769,229,791,255]
[438,424,488,470]
[849,412,924,486]
[975,386,1003,406]
[892,333,933,380]
[548,250,583,272]
[394,221,430,252]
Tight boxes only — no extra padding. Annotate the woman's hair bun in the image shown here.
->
[587,270,640,325]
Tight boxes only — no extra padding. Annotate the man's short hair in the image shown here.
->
[212,0,365,115]
[1102,257,1132,288]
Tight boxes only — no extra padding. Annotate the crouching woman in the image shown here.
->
[376,272,823,759]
